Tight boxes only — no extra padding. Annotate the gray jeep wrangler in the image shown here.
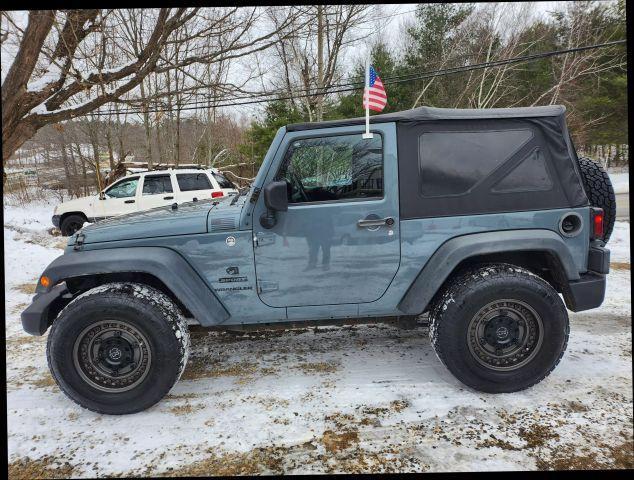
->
[22,105,615,415]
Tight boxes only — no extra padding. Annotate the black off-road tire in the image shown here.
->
[47,282,190,414]
[60,214,87,236]
[429,264,569,393]
[577,156,616,242]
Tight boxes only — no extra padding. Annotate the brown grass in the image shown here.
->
[6,334,40,348]
[565,400,589,413]
[321,429,359,453]
[180,358,279,385]
[8,456,75,480]
[165,392,201,400]
[180,358,256,381]
[519,423,560,448]
[13,282,38,295]
[30,373,57,390]
[152,447,286,476]
[477,436,521,451]
[535,440,634,470]
[610,262,631,270]
[168,402,205,416]
[389,399,410,413]
[294,362,339,374]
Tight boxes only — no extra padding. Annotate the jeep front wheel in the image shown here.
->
[429,263,569,393]
[47,282,190,414]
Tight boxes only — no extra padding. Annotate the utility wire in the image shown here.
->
[86,39,626,117]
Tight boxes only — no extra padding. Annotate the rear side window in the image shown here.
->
[176,173,212,191]
[277,133,383,203]
[419,129,533,197]
[492,148,553,193]
[142,175,173,195]
[212,171,235,189]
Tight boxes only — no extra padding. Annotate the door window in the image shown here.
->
[105,177,139,198]
[176,173,212,191]
[277,133,383,203]
[142,175,173,195]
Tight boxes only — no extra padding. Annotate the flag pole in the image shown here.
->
[362,57,373,139]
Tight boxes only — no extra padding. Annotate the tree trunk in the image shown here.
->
[140,81,153,168]
[105,117,116,170]
[176,108,181,166]
[316,5,324,122]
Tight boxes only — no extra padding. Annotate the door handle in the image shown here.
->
[163,196,174,200]
[124,199,135,204]
[357,217,395,228]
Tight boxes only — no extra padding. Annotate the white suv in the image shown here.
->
[52,168,238,235]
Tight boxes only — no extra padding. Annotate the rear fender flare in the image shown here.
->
[397,229,580,315]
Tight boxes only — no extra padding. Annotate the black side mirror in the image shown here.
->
[260,180,288,229]
[99,192,106,200]
[264,180,288,211]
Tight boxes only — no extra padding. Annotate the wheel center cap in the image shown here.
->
[108,347,122,360]
[496,326,509,339]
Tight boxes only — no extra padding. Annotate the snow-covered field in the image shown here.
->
[4,195,632,476]
[610,172,629,195]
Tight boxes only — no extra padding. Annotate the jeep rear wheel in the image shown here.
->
[60,214,87,236]
[577,156,616,242]
[47,282,190,414]
[429,264,569,393]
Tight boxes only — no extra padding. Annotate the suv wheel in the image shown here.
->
[47,282,190,414]
[429,263,569,393]
[60,214,87,236]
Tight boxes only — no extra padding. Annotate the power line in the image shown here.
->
[84,39,626,117]
[137,36,627,105]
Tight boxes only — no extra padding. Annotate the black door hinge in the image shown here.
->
[250,187,262,203]
[73,233,85,251]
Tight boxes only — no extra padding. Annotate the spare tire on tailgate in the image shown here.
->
[577,156,616,243]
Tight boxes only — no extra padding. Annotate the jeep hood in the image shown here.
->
[71,197,242,245]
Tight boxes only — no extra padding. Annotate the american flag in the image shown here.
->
[363,65,387,112]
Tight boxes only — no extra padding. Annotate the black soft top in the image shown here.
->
[287,105,566,131]
[289,104,588,219]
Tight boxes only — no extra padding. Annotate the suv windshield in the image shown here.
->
[105,177,139,198]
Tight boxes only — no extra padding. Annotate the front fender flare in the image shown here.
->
[38,247,230,326]
[397,229,580,315]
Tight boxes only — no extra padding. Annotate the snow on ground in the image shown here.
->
[4,198,632,476]
[610,221,630,264]
[609,172,629,195]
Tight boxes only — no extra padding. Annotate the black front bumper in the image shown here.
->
[52,215,61,228]
[21,283,71,335]
[565,244,610,312]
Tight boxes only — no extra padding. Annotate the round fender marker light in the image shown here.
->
[40,276,51,288]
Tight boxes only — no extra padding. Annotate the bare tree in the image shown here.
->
[530,2,625,106]
[1,7,306,165]
[267,5,373,121]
